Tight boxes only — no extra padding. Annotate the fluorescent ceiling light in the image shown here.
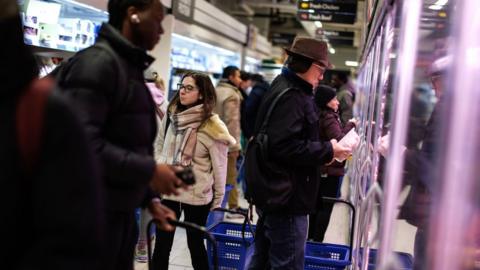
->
[429,0,448,10]
[345,61,358,67]
[314,21,323,28]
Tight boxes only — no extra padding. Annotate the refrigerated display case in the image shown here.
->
[168,33,241,100]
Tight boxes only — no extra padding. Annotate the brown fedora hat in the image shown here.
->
[285,37,332,68]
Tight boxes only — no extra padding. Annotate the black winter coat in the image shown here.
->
[253,68,333,215]
[57,23,157,212]
[0,91,105,269]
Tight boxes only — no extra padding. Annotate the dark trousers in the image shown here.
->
[104,211,138,270]
[152,200,211,270]
[248,209,308,270]
[308,175,341,242]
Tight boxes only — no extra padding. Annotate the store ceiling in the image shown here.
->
[207,0,365,71]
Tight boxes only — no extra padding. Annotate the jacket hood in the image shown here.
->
[199,114,236,146]
[97,23,154,70]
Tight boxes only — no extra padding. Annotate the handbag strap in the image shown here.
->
[258,87,294,134]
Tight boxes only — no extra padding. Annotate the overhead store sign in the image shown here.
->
[316,29,354,38]
[316,29,354,46]
[172,0,195,24]
[270,32,296,47]
[297,0,357,24]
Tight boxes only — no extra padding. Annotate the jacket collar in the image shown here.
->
[281,67,313,94]
[218,79,237,89]
[96,23,155,70]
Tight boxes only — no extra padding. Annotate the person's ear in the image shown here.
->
[127,6,141,24]
[131,14,140,24]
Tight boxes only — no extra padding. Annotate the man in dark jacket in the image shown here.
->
[56,1,183,269]
[247,37,352,270]
[244,73,270,140]
[0,1,104,268]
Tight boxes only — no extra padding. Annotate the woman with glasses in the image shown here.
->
[152,72,235,270]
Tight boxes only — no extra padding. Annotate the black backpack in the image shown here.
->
[244,87,294,212]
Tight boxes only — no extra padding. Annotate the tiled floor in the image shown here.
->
[136,177,416,269]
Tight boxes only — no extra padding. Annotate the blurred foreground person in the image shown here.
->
[0,0,105,268]
[55,0,183,269]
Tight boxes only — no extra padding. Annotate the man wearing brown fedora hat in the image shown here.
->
[246,37,351,270]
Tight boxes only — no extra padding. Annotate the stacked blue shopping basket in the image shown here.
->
[205,197,356,270]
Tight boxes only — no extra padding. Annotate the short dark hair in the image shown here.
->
[168,72,217,121]
[222,66,239,79]
[251,73,265,83]
[240,71,252,81]
[108,0,156,30]
[285,55,312,74]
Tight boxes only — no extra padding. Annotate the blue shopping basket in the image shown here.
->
[359,248,413,270]
[304,197,356,270]
[207,208,256,270]
[305,242,351,270]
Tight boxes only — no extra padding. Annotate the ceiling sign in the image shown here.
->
[270,32,297,47]
[316,29,354,38]
[316,29,355,46]
[297,0,357,24]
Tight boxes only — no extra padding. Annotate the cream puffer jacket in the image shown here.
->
[214,80,243,152]
[154,114,236,209]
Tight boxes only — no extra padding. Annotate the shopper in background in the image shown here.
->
[153,72,235,270]
[0,1,105,268]
[244,73,270,140]
[309,85,356,242]
[247,37,352,270]
[239,71,251,145]
[135,68,169,263]
[55,1,184,269]
[214,66,244,213]
[331,72,356,125]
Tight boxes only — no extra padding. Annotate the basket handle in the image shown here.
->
[210,207,255,245]
[147,219,218,270]
[321,197,356,263]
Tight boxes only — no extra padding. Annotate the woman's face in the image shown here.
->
[327,96,339,112]
[179,76,201,107]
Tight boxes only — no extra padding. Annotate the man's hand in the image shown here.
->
[331,139,352,162]
[148,199,176,232]
[150,164,185,195]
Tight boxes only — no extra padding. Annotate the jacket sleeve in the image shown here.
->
[322,113,345,141]
[342,121,356,134]
[223,94,242,152]
[59,50,155,187]
[268,92,333,165]
[209,140,228,209]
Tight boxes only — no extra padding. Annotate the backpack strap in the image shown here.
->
[16,77,54,173]
[258,87,295,134]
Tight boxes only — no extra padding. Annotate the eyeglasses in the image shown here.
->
[177,83,198,93]
[312,62,326,73]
